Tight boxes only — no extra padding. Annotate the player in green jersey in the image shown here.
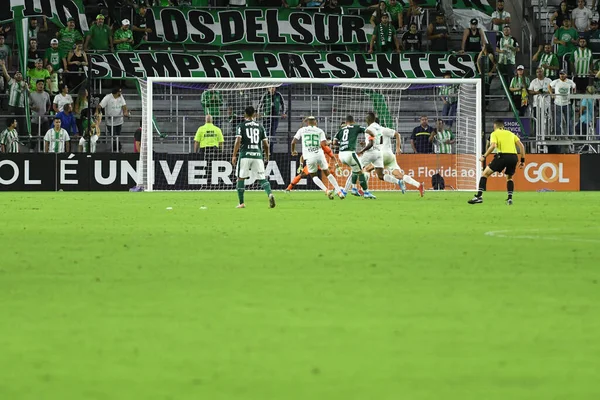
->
[231,106,275,209]
[333,115,373,198]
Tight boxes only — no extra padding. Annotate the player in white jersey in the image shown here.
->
[364,120,425,196]
[291,116,345,199]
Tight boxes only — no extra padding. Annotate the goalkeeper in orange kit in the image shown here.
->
[286,142,340,191]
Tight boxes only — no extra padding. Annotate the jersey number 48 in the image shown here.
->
[246,128,261,144]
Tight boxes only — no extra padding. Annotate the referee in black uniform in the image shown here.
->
[468,119,526,205]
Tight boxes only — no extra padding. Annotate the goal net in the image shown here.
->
[136,78,482,192]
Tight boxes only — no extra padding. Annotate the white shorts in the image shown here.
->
[305,153,328,174]
[339,151,362,173]
[382,151,400,171]
[79,135,98,153]
[237,157,265,180]
[360,149,383,169]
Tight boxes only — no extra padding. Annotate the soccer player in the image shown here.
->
[231,106,275,209]
[361,112,425,197]
[291,116,345,199]
[364,123,424,196]
[333,115,374,198]
[286,142,339,192]
[468,119,525,205]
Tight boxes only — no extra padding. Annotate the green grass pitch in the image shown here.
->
[1,191,600,400]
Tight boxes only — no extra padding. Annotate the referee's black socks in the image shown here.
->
[476,177,487,198]
[507,180,514,199]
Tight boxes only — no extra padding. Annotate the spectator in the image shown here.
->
[27,38,42,70]
[553,19,578,70]
[410,115,434,154]
[46,64,59,95]
[29,79,51,144]
[427,13,449,52]
[549,70,577,135]
[44,117,70,153]
[594,0,600,16]
[572,0,592,32]
[509,65,530,116]
[322,0,342,14]
[114,19,134,51]
[371,2,391,27]
[0,34,11,69]
[56,17,83,57]
[550,1,572,31]
[74,88,89,136]
[386,0,403,29]
[53,84,74,113]
[79,114,101,153]
[572,37,593,92]
[1,60,28,136]
[528,67,553,137]
[226,86,252,134]
[84,14,113,52]
[577,85,595,136]
[27,58,51,92]
[440,71,458,127]
[134,123,141,153]
[433,119,454,154]
[194,115,224,159]
[0,117,20,153]
[496,26,520,83]
[477,44,497,108]
[201,85,223,126]
[259,86,286,153]
[65,40,88,91]
[55,104,78,138]
[491,0,511,36]
[369,14,400,54]
[0,24,13,43]
[584,20,600,53]
[97,87,129,151]
[461,18,486,53]
[402,22,421,51]
[28,17,48,41]
[133,6,152,45]
[44,38,64,74]
[533,44,560,80]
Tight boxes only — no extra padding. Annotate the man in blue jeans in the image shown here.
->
[259,86,286,153]
[549,70,576,136]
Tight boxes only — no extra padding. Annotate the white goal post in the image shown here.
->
[138,77,482,192]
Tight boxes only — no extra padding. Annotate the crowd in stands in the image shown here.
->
[2,0,600,154]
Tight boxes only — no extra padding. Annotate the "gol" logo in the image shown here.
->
[524,162,569,183]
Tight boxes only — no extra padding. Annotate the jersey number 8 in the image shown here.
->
[303,134,320,147]
[245,128,260,144]
[341,129,349,141]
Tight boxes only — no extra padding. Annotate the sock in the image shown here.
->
[351,173,358,184]
[327,174,342,192]
[476,176,487,197]
[507,180,514,199]
[312,176,328,192]
[383,174,397,184]
[236,180,245,204]
[402,174,420,188]
[259,179,272,196]
[345,174,354,191]
[358,173,368,190]
[365,172,370,183]
[289,174,302,190]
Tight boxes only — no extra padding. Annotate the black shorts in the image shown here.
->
[488,153,518,176]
